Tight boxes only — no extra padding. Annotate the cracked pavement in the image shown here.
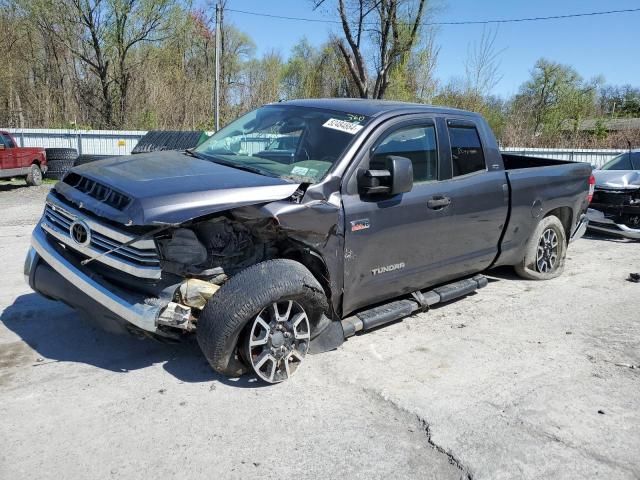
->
[1,183,639,479]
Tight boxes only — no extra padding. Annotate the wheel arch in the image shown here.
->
[282,246,333,315]
[543,206,573,239]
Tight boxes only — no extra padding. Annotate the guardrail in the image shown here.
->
[3,128,627,167]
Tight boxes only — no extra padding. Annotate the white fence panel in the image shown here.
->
[501,147,624,168]
[6,128,146,156]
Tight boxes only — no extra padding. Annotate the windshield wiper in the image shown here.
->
[200,153,282,178]
[184,148,204,159]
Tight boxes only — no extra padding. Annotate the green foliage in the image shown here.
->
[0,0,636,152]
[514,58,600,136]
[593,119,608,140]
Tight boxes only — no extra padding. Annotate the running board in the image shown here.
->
[341,275,488,338]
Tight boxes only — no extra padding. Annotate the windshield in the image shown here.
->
[600,152,640,170]
[195,105,370,183]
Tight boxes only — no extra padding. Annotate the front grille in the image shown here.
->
[592,189,636,207]
[41,198,161,279]
[63,172,131,210]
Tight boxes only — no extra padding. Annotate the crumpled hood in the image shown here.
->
[593,170,640,190]
[54,151,300,225]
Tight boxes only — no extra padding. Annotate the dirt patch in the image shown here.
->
[0,341,36,369]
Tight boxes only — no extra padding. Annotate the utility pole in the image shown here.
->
[214,2,221,131]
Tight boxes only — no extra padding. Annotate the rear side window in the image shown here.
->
[448,126,485,176]
[0,134,11,148]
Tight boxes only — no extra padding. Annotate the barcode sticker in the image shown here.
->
[322,118,364,135]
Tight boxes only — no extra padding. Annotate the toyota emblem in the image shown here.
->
[70,220,91,246]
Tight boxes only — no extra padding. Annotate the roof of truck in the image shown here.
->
[279,98,477,118]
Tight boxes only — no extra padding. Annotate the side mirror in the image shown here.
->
[358,155,413,196]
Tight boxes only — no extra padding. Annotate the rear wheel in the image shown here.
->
[25,164,43,186]
[196,259,328,383]
[515,215,567,280]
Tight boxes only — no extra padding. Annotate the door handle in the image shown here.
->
[427,196,451,209]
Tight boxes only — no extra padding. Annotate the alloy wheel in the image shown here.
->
[245,300,310,383]
[536,228,559,273]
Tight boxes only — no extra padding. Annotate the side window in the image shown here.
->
[448,126,485,177]
[2,134,15,148]
[0,134,9,148]
[371,124,438,183]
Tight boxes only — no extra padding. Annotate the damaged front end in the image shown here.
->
[588,171,640,239]
[25,174,343,344]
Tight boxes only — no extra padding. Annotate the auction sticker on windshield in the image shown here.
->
[323,118,364,135]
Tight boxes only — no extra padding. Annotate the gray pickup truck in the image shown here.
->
[25,99,593,383]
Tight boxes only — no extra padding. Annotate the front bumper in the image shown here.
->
[586,208,640,240]
[26,225,161,333]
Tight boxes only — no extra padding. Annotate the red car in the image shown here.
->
[0,131,47,186]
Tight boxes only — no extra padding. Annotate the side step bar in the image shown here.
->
[341,274,488,338]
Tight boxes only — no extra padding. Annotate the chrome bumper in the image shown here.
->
[586,208,640,240]
[26,225,161,332]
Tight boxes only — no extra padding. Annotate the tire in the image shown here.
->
[45,148,78,161]
[45,159,76,180]
[196,259,328,381]
[25,164,43,186]
[45,148,78,180]
[514,215,567,280]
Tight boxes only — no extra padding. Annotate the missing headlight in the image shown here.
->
[157,228,207,265]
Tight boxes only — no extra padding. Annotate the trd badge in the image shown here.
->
[350,219,370,232]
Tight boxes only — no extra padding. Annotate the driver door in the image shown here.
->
[0,133,16,170]
[341,116,456,314]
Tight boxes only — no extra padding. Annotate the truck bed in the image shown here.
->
[494,153,592,267]
[501,153,576,169]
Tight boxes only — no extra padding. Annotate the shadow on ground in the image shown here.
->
[486,265,521,281]
[0,183,28,192]
[583,232,635,244]
[1,293,266,388]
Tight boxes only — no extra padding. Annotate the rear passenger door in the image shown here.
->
[436,118,508,276]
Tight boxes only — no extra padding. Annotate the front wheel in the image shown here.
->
[196,259,328,383]
[243,300,311,383]
[515,215,567,280]
[25,164,43,186]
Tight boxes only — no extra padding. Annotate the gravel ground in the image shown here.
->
[0,182,639,479]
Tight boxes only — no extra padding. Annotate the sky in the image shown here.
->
[217,0,640,98]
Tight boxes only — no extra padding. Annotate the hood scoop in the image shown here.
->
[63,172,132,210]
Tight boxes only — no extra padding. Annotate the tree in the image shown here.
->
[465,27,504,100]
[109,0,175,125]
[314,0,432,99]
[514,58,600,135]
[20,0,175,127]
[281,38,359,100]
[598,84,640,117]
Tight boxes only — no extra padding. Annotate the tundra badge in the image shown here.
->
[372,263,405,276]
